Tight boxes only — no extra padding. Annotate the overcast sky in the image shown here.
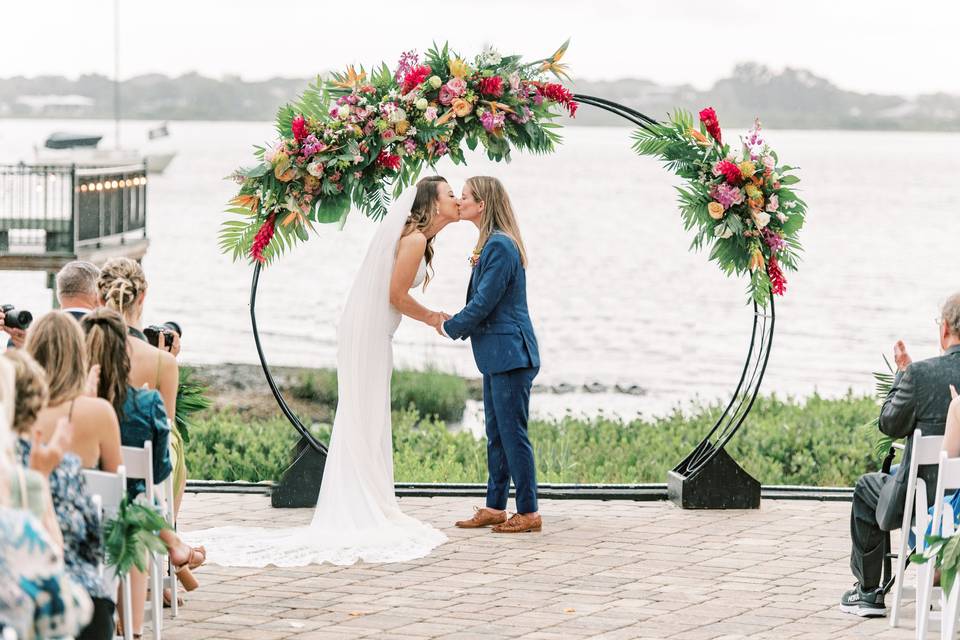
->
[3,0,957,96]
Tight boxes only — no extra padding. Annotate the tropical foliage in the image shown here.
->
[632,108,806,306]
[103,497,171,576]
[219,41,577,264]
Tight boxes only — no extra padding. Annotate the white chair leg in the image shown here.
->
[151,553,163,639]
[121,575,133,640]
[891,531,911,627]
[919,560,937,637]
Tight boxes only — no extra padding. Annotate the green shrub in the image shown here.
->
[289,368,467,422]
[187,392,882,486]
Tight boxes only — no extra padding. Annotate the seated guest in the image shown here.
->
[82,307,203,616]
[25,312,122,473]
[5,350,111,640]
[841,292,960,617]
[56,260,101,320]
[98,258,187,513]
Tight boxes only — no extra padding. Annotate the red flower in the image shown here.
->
[542,82,578,117]
[250,213,277,264]
[376,150,401,171]
[478,76,504,98]
[699,107,722,144]
[715,160,742,185]
[291,115,307,143]
[767,254,787,296]
[401,65,432,95]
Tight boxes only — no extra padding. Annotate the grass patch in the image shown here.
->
[290,367,467,422]
[188,392,883,486]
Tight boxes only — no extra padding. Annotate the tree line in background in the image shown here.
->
[2,63,958,131]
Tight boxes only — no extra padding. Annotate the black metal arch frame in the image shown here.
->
[249,94,776,479]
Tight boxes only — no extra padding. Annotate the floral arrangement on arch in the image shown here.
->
[219,41,577,265]
[632,109,806,307]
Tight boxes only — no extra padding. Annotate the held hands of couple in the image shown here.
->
[427,311,451,336]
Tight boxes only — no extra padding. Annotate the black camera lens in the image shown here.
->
[1,305,33,331]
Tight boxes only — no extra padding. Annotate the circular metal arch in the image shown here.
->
[249,94,775,476]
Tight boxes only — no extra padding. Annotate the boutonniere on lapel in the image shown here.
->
[468,246,482,268]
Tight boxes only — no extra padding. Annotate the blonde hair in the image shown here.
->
[98,257,147,319]
[2,350,49,435]
[402,175,447,288]
[25,311,88,407]
[466,176,528,267]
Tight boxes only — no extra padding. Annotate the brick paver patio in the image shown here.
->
[161,493,919,639]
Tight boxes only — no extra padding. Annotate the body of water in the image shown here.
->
[1,119,958,419]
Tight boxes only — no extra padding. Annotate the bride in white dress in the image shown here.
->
[185,176,460,566]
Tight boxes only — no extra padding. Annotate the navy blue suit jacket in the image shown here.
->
[443,232,540,375]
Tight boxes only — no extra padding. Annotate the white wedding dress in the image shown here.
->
[183,190,447,566]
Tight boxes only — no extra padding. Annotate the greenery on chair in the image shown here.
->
[103,497,171,576]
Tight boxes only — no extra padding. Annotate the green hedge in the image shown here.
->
[187,392,882,486]
[291,368,467,422]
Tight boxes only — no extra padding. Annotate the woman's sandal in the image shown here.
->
[170,545,205,591]
[163,587,185,608]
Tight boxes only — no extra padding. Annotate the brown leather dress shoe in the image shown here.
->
[455,507,508,528]
[492,513,542,533]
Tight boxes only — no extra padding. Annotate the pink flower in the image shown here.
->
[480,110,505,132]
[446,78,467,97]
[762,155,776,174]
[381,129,396,143]
[765,193,779,212]
[394,50,419,83]
[438,85,455,106]
[424,106,438,122]
[710,183,745,209]
[404,138,417,154]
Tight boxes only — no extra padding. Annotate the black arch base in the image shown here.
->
[667,446,760,509]
[252,96,774,510]
[271,435,326,508]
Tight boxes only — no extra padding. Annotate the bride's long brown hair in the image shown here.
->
[402,175,447,288]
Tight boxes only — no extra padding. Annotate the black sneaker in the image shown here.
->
[839,583,887,617]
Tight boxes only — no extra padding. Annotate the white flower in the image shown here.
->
[424,107,438,122]
[407,126,417,136]
[337,105,350,120]
[478,45,502,66]
[414,98,429,111]
[429,76,442,89]
[307,161,323,177]
[388,108,407,124]
[776,212,788,223]
[751,210,771,229]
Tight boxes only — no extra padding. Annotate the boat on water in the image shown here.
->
[34,128,177,174]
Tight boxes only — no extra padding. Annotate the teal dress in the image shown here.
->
[15,439,112,602]
[0,506,93,638]
[120,385,172,500]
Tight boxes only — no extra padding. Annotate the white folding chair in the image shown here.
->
[122,442,162,640]
[82,466,132,640]
[156,452,178,619]
[890,432,944,628]
[924,451,960,640]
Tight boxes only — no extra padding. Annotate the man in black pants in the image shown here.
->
[841,292,960,617]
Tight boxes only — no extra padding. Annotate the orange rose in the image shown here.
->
[707,202,725,220]
[452,98,473,117]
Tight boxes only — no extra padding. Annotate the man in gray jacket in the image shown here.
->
[841,292,960,617]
